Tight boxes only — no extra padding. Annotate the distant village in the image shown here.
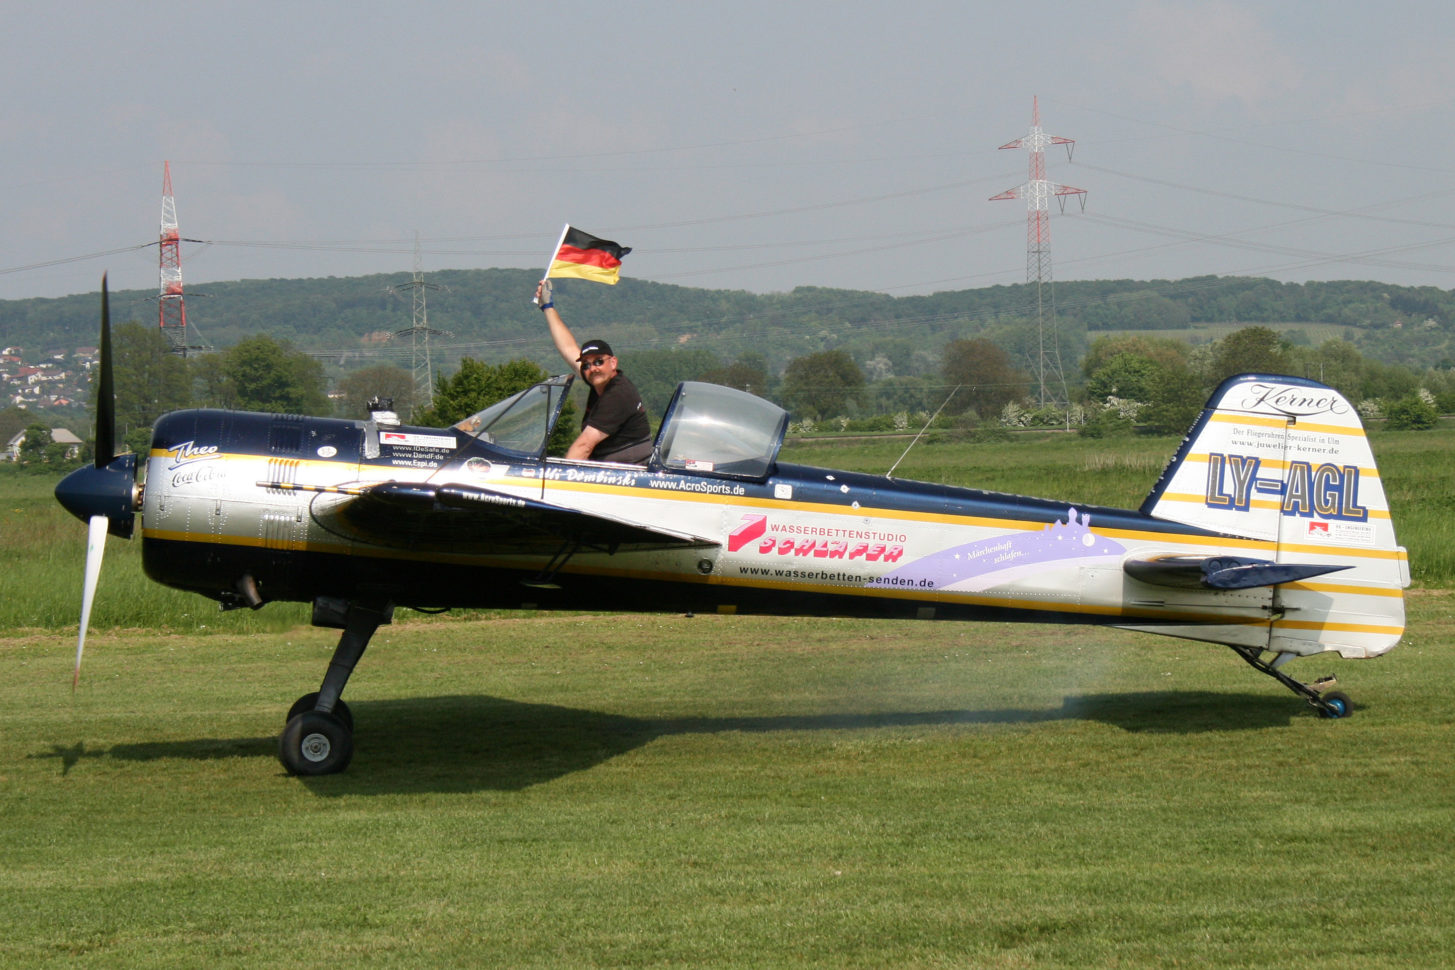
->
[2,344,95,461]
[1,343,96,411]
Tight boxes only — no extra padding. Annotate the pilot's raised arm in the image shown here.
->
[534,280,652,463]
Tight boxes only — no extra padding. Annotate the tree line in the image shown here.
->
[9,270,1455,373]
[6,278,1453,469]
[116,320,1455,448]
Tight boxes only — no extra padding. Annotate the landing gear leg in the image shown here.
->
[1229,646,1352,718]
[279,598,394,775]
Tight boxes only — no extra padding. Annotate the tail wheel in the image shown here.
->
[1318,690,1354,719]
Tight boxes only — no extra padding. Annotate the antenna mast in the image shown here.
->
[157,161,193,356]
[990,96,1087,410]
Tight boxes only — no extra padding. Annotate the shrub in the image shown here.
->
[1385,395,1439,431]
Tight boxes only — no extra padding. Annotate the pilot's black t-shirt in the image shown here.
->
[583,372,650,459]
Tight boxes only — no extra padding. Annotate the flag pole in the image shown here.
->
[534,223,571,304]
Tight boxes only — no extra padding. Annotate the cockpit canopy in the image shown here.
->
[453,375,573,458]
[454,376,788,480]
[652,381,788,480]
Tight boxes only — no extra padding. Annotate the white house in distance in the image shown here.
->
[5,427,83,461]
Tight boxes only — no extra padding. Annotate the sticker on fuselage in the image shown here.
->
[866,508,1123,593]
[380,431,455,449]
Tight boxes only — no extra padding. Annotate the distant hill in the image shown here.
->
[4,271,1452,377]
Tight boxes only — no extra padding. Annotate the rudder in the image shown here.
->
[1141,373,1408,658]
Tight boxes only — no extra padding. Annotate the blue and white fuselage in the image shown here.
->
[139,376,1407,663]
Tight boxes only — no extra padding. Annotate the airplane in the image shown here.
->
[55,280,1410,775]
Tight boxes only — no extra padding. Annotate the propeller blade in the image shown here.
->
[73,514,108,691]
[94,274,115,467]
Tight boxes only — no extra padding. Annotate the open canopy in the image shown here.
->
[454,377,789,480]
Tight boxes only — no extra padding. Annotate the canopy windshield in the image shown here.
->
[653,381,788,480]
[454,375,573,458]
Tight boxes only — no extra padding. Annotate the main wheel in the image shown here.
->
[279,710,354,775]
[286,692,354,732]
[1319,690,1353,719]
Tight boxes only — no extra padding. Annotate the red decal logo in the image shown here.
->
[728,514,767,552]
[728,514,904,562]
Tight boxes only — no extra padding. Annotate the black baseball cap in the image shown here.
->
[576,339,615,361]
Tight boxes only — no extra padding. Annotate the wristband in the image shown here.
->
[540,301,554,311]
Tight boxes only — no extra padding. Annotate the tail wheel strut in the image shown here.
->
[1229,646,1352,718]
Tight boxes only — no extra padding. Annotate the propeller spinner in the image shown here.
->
[53,276,142,688]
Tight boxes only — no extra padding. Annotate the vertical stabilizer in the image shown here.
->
[1142,374,1408,658]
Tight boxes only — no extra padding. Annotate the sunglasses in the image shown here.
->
[582,356,611,370]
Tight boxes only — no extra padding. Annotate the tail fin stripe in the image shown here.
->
[1208,413,1372,439]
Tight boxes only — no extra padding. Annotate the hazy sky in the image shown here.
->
[4,1,1454,303]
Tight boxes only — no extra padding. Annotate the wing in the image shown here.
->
[298,480,718,553]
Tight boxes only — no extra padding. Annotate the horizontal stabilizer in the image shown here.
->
[1124,555,1350,590]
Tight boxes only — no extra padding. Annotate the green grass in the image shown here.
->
[5,433,1455,967]
[4,601,1454,968]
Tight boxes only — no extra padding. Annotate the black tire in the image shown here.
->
[279,710,354,775]
[286,692,354,732]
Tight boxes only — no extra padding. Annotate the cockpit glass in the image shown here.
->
[653,382,788,480]
[454,375,572,457]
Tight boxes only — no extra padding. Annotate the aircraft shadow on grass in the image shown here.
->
[36,689,1311,793]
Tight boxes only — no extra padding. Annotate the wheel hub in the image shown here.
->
[300,732,332,762]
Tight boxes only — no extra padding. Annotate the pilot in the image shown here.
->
[535,279,653,463]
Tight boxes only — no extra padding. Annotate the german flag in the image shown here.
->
[547,226,631,285]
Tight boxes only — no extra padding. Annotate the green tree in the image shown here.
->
[1291,339,1366,403]
[0,406,29,448]
[865,375,941,414]
[1360,359,1418,403]
[1384,394,1438,430]
[1207,327,1289,383]
[779,349,864,419]
[1077,405,1137,439]
[1086,352,1163,403]
[622,348,723,418]
[16,424,51,463]
[1080,290,1190,331]
[939,339,1028,418]
[111,321,192,434]
[1081,335,1189,377]
[1138,362,1206,436]
[335,365,417,420]
[207,336,329,414]
[702,352,772,397]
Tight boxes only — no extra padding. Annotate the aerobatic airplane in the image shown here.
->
[55,281,1409,775]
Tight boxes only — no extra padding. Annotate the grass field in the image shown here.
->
[3,427,1452,967]
[4,601,1454,968]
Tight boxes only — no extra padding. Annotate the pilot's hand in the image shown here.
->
[536,279,554,309]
